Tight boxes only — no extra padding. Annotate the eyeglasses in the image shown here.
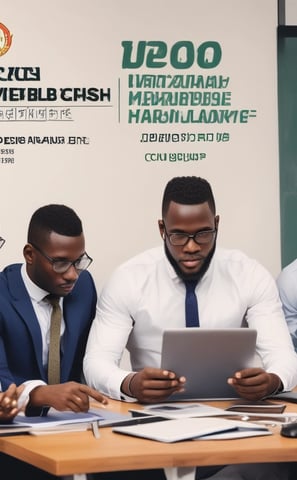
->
[162,223,217,246]
[0,237,5,249]
[30,242,93,273]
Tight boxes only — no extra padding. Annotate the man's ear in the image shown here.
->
[215,215,220,229]
[158,220,165,240]
[23,243,34,265]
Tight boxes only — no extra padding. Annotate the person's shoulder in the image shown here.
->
[105,247,164,286]
[215,247,269,273]
[0,264,22,301]
[279,258,297,276]
[117,246,164,270]
[0,263,21,280]
[277,258,297,286]
[216,247,254,263]
[0,263,21,273]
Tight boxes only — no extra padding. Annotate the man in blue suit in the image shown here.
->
[0,205,107,479]
[0,204,107,411]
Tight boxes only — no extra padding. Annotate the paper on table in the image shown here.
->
[14,410,104,429]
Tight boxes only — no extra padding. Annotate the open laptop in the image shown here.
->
[161,328,257,400]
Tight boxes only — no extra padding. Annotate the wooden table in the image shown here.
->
[1,399,297,476]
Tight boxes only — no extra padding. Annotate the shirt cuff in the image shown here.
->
[17,380,47,411]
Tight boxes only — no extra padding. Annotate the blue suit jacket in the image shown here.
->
[0,264,97,390]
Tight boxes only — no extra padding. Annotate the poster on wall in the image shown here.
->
[0,0,279,285]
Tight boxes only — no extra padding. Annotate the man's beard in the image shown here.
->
[164,240,216,283]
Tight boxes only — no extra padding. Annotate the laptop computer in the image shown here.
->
[160,328,257,400]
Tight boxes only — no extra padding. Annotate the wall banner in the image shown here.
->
[0,0,279,285]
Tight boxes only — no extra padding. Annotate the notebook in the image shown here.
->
[161,328,257,400]
[113,416,270,443]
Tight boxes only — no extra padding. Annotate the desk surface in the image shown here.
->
[1,399,297,476]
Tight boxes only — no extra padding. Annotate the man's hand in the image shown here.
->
[0,383,24,422]
[29,382,109,412]
[121,367,186,403]
[227,368,282,400]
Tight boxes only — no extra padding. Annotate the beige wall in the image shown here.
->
[0,0,280,290]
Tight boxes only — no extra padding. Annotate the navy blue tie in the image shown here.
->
[185,280,199,327]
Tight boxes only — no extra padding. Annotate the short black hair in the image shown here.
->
[27,204,83,244]
[162,176,216,217]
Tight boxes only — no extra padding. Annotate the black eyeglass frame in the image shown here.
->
[0,237,5,249]
[30,242,93,273]
[162,222,217,246]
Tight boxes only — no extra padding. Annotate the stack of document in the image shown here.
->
[0,407,132,436]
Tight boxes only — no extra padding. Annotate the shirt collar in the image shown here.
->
[21,263,49,303]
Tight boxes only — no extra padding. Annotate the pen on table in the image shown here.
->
[92,421,100,439]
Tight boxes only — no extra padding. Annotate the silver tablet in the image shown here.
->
[161,328,257,400]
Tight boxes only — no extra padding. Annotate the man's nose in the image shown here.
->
[62,264,79,281]
[184,237,201,252]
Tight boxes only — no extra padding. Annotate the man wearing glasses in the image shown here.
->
[84,176,297,480]
[0,205,108,479]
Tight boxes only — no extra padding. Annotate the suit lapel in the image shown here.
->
[7,266,45,379]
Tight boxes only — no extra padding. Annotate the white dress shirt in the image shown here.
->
[84,246,297,400]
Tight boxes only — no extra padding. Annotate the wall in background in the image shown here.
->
[0,0,280,285]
